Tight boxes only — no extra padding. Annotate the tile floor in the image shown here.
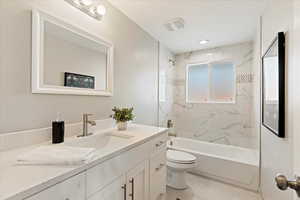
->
[166,173,262,200]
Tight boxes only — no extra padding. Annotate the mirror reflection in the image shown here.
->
[43,21,107,91]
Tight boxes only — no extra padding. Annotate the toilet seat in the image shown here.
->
[167,150,196,164]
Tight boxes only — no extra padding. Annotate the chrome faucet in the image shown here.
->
[79,114,96,137]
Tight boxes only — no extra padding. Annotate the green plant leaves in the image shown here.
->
[111,107,134,122]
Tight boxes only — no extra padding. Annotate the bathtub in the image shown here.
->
[168,137,259,191]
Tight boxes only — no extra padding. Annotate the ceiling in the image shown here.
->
[107,0,267,54]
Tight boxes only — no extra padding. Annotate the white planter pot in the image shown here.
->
[117,121,127,131]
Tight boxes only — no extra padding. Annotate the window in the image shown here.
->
[186,62,235,103]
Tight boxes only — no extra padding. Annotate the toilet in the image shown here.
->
[167,149,197,190]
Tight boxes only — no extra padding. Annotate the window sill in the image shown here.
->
[186,101,236,104]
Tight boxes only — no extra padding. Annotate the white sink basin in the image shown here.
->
[64,131,134,149]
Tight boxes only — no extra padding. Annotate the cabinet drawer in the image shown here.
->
[25,173,85,200]
[150,133,168,156]
[150,150,166,175]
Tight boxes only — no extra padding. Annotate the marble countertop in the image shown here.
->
[0,124,167,200]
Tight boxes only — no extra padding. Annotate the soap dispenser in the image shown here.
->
[52,112,65,144]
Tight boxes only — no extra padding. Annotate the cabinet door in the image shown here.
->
[88,175,126,200]
[26,173,85,200]
[126,160,149,200]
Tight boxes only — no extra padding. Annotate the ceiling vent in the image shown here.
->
[164,18,185,31]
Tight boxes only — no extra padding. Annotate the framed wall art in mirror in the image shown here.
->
[64,72,95,89]
[262,32,285,138]
[32,9,113,96]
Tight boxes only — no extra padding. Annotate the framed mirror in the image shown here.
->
[32,10,113,96]
[262,32,285,138]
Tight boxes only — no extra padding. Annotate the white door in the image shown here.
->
[261,1,300,200]
[292,1,300,199]
[126,160,149,200]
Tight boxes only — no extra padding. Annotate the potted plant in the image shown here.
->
[111,107,134,131]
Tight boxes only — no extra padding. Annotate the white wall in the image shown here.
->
[260,0,294,199]
[0,0,158,134]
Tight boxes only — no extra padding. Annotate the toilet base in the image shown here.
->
[167,167,188,190]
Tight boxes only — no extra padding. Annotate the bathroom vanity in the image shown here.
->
[0,124,168,200]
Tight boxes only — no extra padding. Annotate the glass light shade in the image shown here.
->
[89,7,96,14]
[73,0,81,6]
[81,0,93,6]
[96,5,106,16]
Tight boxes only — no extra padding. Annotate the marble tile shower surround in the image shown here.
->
[0,118,114,152]
[159,42,258,149]
[159,44,175,127]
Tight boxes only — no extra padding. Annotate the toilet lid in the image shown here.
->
[167,150,196,164]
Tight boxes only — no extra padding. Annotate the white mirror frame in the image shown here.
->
[32,9,114,96]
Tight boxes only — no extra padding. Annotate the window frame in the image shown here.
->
[185,60,236,104]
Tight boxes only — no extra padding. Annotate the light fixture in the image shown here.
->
[73,0,81,6]
[89,7,96,14]
[164,18,185,31]
[169,59,176,66]
[65,0,106,21]
[200,40,209,45]
[80,0,92,6]
[96,5,106,16]
[88,4,106,20]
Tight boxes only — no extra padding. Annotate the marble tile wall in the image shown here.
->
[158,44,176,127]
[159,42,258,149]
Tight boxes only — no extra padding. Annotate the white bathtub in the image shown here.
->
[168,137,259,191]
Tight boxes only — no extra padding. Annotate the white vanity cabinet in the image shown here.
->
[24,131,168,200]
[25,172,85,200]
[86,133,167,200]
[126,161,149,200]
[88,175,126,200]
[87,160,149,200]
[149,134,167,200]
[149,151,167,200]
